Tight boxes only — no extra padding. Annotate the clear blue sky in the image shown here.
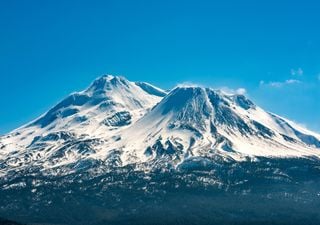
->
[0,0,320,134]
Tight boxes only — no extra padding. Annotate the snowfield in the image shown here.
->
[0,75,320,177]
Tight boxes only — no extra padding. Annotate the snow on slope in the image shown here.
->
[120,86,320,164]
[0,77,319,177]
[0,75,165,175]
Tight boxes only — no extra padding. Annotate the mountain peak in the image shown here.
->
[173,85,207,93]
[87,75,130,92]
[101,74,115,80]
[158,86,209,114]
[175,85,203,90]
[21,75,165,130]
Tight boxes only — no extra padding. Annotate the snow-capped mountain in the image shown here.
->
[122,86,320,164]
[0,75,320,178]
[0,75,166,176]
[1,75,320,225]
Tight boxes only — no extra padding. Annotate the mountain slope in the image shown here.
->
[0,77,320,178]
[1,75,320,225]
[0,75,166,176]
[120,86,320,165]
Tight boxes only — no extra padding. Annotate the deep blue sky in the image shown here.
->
[0,0,320,134]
